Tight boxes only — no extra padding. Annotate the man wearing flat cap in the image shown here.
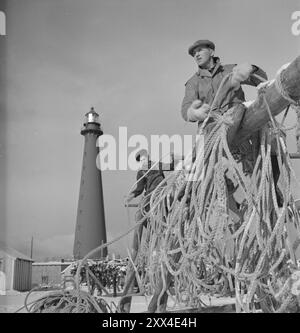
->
[182,39,268,124]
[181,40,283,205]
[181,39,268,179]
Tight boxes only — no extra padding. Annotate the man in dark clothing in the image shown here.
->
[126,148,165,224]
[119,149,167,312]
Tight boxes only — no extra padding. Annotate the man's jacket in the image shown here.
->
[181,57,268,122]
[131,168,164,198]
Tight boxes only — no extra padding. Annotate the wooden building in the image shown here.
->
[32,260,73,288]
[0,241,33,294]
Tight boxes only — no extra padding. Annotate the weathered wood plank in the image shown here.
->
[234,56,300,142]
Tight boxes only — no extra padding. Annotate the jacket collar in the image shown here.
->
[197,57,222,77]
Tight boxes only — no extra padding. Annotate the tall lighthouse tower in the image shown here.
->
[73,107,107,259]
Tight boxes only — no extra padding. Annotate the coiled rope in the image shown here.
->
[129,69,300,313]
[22,67,300,313]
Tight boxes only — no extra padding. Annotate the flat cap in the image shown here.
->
[188,39,215,56]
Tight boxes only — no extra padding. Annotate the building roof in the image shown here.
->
[0,240,34,262]
[32,261,74,266]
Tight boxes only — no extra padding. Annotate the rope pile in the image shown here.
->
[130,72,300,313]
[21,67,300,313]
[16,285,111,313]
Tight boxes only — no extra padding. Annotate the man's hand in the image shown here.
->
[231,63,253,89]
[187,99,210,122]
[257,79,274,91]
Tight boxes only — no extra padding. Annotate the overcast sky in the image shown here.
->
[0,0,300,260]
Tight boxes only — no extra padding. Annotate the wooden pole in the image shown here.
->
[234,56,300,143]
[100,239,104,259]
[30,236,33,259]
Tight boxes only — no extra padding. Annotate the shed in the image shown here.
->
[0,241,34,294]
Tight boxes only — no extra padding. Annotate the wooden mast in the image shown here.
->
[234,55,300,143]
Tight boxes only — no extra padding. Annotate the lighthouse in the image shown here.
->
[73,107,107,259]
